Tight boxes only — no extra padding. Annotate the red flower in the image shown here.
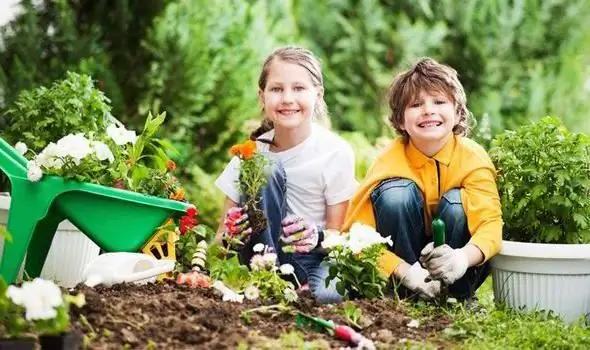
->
[186,207,198,218]
[179,215,198,235]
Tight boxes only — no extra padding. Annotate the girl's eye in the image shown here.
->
[269,87,282,92]
[294,86,305,91]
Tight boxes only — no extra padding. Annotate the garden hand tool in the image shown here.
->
[295,312,375,350]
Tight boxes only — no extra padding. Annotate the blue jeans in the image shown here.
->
[370,178,490,300]
[238,160,342,304]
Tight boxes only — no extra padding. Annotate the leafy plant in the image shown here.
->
[323,223,392,299]
[337,301,363,329]
[489,116,590,243]
[3,72,112,152]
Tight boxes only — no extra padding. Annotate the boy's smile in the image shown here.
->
[402,90,459,156]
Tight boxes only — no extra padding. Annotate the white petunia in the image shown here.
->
[91,141,114,162]
[252,243,265,253]
[107,124,137,146]
[250,254,266,271]
[244,285,260,301]
[55,133,92,164]
[6,278,64,321]
[14,142,28,156]
[279,263,294,275]
[26,161,43,182]
[347,222,392,254]
[35,142,63,169]
[261,253,278,270]
[321,230,348,250]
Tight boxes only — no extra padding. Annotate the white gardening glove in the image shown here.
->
[279,215,319,254]
[419,242,468,285]
[400,262,442,299]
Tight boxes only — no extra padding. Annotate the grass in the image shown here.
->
[404,278,590,349]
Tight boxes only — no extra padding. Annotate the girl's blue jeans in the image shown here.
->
[237,161,343,304]
[370,178,490,300]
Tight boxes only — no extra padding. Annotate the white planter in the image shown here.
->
[490,240,590,323]
[0,193,100,288]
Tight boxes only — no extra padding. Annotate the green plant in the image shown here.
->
[3,71,112,152]
[337,301,363,329]
[323,223,392,299]
[489,116,590,244]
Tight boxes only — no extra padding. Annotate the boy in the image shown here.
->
[343,58,503,300]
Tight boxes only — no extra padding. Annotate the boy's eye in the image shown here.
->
[409,102,421,108]
[435,100,447,105]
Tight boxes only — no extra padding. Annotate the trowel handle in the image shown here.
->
[432,217,445,247]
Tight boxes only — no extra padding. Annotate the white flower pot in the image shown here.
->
[490,240,590,323]
[0,193,100,288]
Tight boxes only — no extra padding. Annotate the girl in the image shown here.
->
[214,46,357,304]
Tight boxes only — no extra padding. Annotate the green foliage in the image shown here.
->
[489,116,590,243]
[337,301,363,329]
[3,71,111,152]
[248,269,298,304]
[141,0,295,174]
[173,225,210,273]
[183,165,225,229]
[206,243,251,290]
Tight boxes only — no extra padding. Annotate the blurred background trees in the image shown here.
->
[1,0,589,226]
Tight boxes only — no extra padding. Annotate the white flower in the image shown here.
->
[26,161,43,182]
[407,319,420,328]
[250,254,266,271]
[91,141,114,162]
[107,124,137,146]
[283,288,298,302]
[55,133,92,164]
[35,142,63,169]
[212,281,244,303]
[244,285,260,301]
[279,263,294,275]
[6,278,63,321]
[347,223,392,254]
[321,230,347,250]
[14,142,28,155]
[261,253,277,270]
[252,243,265,253]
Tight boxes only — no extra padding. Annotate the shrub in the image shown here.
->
[489,116,590,244]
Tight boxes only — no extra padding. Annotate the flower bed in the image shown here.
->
[70,281,452,349]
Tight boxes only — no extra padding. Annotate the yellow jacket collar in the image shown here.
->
[406,135,456,168]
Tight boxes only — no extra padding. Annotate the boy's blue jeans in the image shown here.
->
[370,178,490,300]
[238,161,343,304]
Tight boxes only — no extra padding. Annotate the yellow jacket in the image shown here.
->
[343,135,503,276]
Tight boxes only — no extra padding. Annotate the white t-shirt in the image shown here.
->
[215,123,358,228]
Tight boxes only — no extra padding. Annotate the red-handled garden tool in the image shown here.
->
[295,312,375,349]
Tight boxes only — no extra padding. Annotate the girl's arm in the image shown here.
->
[215,197,238,243]
[324,200,350,230]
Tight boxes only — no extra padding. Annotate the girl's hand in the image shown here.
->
[222,206,252,249]
[279,215,319,254]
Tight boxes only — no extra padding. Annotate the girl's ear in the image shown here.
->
[316,86,324,100]
[258,88,265,106]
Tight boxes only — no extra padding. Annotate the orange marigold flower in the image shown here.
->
[169,188,185,201]
[241,140,257,160]
[166,160,177,171]
[230,144,241,157]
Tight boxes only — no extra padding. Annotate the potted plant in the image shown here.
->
[1,277,85,350]
[488,116,590,323]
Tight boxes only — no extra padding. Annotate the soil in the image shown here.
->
[70,281,453,349]
[246,205,267,237]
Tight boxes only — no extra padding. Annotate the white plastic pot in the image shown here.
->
[0,193,100,288]
[490,240,590,323]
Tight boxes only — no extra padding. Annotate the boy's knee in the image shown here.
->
[371,178,422,213]
[439,188,465,223]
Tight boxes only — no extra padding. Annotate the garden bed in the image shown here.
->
[71,281,452,349]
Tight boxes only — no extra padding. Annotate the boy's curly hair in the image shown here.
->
[387,58,473,142]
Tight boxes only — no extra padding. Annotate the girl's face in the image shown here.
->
[259,59,323,131]
[402,89,459,149]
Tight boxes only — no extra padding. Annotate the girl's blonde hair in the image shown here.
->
[387,57,473,142]
[250,46,330,140]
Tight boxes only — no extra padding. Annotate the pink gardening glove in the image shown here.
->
[279,215,319,254]
[222,206,252,248]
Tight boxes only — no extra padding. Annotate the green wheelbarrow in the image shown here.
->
[0,137,191,284]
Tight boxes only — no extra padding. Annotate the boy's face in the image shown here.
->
[401,89,459,151]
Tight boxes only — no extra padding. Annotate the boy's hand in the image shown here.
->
[400,262,441,299]
[222,206,252,249]
[279,215,319,254]
[420,242,468,285]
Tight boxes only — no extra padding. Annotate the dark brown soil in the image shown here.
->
[70,281,453,349]
[246,205,267,237]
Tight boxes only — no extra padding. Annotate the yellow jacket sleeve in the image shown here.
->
[460,167,504,262]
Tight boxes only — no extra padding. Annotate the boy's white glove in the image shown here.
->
[420,243,468,285]
[400,262,442,299]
